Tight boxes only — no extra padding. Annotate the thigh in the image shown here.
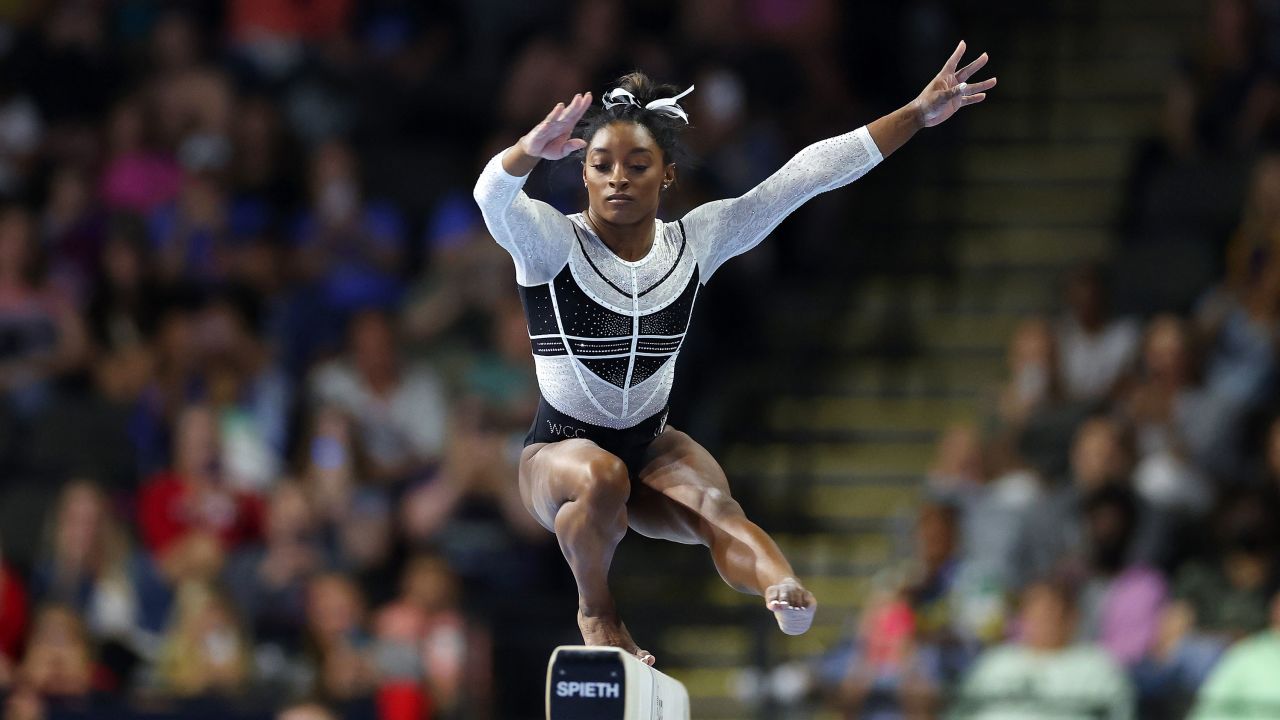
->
[518,438,623,532]
[626,427,736,545]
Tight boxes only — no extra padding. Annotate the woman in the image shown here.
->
[474,42,996,665]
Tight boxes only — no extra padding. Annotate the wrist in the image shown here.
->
[501,143,539,176]
[903,99,927,131]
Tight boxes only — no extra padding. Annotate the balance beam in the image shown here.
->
[546,646,690,720]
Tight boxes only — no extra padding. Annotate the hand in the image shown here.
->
[912,40,997,128]
[518,93,593,160]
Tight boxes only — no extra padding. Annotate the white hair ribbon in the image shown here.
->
[602,85,696,124]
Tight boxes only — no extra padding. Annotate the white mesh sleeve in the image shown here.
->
[680,125,884,281]
[473,151,575,285]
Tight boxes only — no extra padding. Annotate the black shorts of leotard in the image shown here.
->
[524,397,670,477]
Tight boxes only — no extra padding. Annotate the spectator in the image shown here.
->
[98,96,183,214]
[86,216,160,404]
[305,573,377,703]
[299,405,366,523]
[1014,416,1135,587]
[1133,601,1227,718]
[1125,315,1242,481]
[399,303,544,558]
[129,297,204,475]
[0,537,28,684]
[926,423,985,493]
[1190,590,1280,719]
[401,155,519,350]
[290,139,406,316]
[1073,485,1168,666]
[834,503,989,719]
[198,288,293,493]
[1055,263,1140,404]
[152,583,249,697]
[310,309,448,484]
[1163,0,1276,159]
[40,164,104,306]
[951,582,1134,719]
[0,204,88,417]
[277,702,339,720]
[31,481,170,660]
[1173,489,1279,639]
[137,404,264,564]
[225,481,328,650]
[373,554,486,716]
[148,167,234,287]
[933,429,1039,601]
[996,317,1061,431]
[16,605,96,699]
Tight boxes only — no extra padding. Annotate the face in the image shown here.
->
[933,424,983,482]
[308,575,364,642]
[0,207,33,277]
[351,311,397,382]
[915,505,956,569]
[268,483,313,541]
[403,556,457,612]
[56,484,106,565]
[1144,316,1189,382]
[1071,418,1127,489]
[175,405,219,479]
[583,121,675,227]
[1065,269,1105,328]
[1267,419,1280,481]
[1009,318,1053,372]
[1020,585,1073,652]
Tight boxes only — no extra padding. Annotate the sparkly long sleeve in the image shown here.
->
[473,152,575,286]
[680,125,883,280]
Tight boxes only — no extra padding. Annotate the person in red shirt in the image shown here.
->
[137,404,263,566]
[0,542,29,678]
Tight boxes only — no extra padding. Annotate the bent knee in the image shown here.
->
[575,453,631,506]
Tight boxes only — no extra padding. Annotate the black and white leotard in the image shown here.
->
[474,126,883,470]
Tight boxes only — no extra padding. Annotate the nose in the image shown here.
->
[608,166,628,188]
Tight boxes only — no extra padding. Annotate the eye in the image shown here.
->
[592,163,611,172]
[631,165,649,172]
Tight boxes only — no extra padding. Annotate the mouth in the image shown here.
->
[605,194,633,204]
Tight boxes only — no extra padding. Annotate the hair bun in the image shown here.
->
[613,71,682,106]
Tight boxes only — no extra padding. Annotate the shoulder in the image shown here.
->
[968,644,1026,677]
[1059,645,1127,685]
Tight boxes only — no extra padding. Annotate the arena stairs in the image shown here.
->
[605,0,1203,717]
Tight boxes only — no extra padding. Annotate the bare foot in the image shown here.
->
[577,610,655,666]
[766,577,817,636]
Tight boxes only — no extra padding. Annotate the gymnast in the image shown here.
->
[474,41,995,666]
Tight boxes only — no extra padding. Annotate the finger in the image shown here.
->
[960,93,987,106]
[956,52,988,82]
[564,138,587,153]
[964,76,997,94]
[542,102,565,124]
[566,92,592,125]
[555,94,582,122]
[944,39,966,74]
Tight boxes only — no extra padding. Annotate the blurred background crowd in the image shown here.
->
[0,0,1277,719]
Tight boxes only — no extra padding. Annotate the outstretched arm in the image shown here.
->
[682,41,996,280]
[473,94,594,285]
[869,40,996,156]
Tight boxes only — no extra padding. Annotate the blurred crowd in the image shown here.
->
[0,0,931,718]
[798,1,1280,717]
